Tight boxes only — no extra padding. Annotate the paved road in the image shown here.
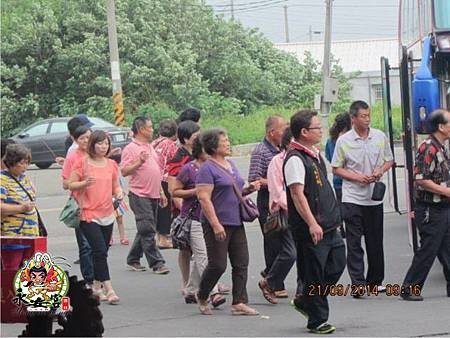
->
[2,155,449,337]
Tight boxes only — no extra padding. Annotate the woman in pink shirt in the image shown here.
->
[261,127,296,302]
[69,130,122,305]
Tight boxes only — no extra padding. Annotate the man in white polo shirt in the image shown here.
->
[332,100,394,296]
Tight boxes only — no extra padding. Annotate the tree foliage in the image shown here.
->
[1,0,353,135]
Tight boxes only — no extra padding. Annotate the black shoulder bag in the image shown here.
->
[3,172,48,237]
[170,200,199,250]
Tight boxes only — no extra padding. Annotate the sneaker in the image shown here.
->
[153,265,170,275]
[127,263,147,272]
[289,299,308,320]
[309,323,336,334]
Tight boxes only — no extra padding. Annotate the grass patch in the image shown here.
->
[202,103,403,145]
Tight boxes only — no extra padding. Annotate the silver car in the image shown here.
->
[12,117,131,169]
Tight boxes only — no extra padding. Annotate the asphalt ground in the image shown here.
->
[1,154,449,337]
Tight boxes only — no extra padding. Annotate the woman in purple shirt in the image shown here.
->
[196,128,260,316]
[172,138,225,307]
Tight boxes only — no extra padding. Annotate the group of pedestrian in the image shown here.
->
[2,100,449,334]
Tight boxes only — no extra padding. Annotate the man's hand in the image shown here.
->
[20,201,35,213]
[372,167,384,181]
[139,151,149,164]
[354,173,374,185]
[115,190,124,201]
[309,223,323,245]
[55,157,65,166]
[213,224,226,242]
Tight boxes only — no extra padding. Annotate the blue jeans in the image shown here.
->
[75,227,94,283]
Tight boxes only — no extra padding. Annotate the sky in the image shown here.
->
[206,0,399,43]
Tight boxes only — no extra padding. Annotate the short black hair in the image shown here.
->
[427,109,449,133]
[1,139,16,159]
[349,100,369,117]
[280,126,292,150]
[191,137,204,160]
[3,143,32,168]
[73,125,91,141]
[178,108,201,123]
[201,128,227,156]
[158,119,177,138]
[131,116,151,135]
[67,117,85,137]
[177,120,200,145]
[290,110,318,140]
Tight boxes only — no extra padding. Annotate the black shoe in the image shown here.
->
[260,270,267,278]
[447,285,450,297]
[352,294,364,299]
[73,259,80,265]
[400,293,423,301]
[309,323,336,334]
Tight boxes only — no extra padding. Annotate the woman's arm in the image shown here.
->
[68,170,92,191]
[172,178,196,199]
[168,175,183,210]
[197,184,226,241]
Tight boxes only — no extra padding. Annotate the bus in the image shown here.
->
[381,0,450,251]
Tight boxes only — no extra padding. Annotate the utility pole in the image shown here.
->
[320,0,333,132]
[283,4,289,43]
[231,0,235,20]
[106,0,124,126]
[309,25,312,42]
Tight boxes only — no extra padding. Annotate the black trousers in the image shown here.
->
[265,228,296,291]
[297,230,346,329]
[342,203,384,287]
[198,223,249,305]
[257,189,281,277]
[156,181,172,235]
[79,221,113,282]
[402,203,450,293]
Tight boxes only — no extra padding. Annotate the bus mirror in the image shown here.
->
[412,37,441,134]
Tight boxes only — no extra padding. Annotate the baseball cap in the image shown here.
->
[77,114,94,128]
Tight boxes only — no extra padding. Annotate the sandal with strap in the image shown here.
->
[120,238,129,245]
[231,304,259,316]
[198,302,212,315]
[92,288,107,302]
[106,290,120,305]
[210,294,226,308]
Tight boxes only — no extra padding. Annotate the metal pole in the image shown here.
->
[231,0,235,20]
[106,0,124,126]
[320,0,333,132]
[284,5,289,43]
[309,25,312,42]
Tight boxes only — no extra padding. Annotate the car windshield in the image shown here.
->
[90,117,116,128]
[434,0,450,29]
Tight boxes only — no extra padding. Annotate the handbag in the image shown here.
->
[170,200,199,250]
[371,181,386,201]
[59,157,88,228]
[263,209,288,236]
[210,160,259,223]
[3,171,47,237]
[59,197,81,228]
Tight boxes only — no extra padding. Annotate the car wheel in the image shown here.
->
[36,162,53,169]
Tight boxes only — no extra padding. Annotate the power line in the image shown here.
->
[212,0,278,8]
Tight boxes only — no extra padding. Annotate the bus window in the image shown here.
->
[401,0,420,46]
[434,0,450,29]
[420,0,432,35]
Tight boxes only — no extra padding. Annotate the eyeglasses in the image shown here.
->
[306,126,323,130]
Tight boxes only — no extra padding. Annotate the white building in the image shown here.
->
[275,38,401,106]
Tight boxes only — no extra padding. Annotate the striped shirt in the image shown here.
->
[0,171,39,236]
[248,138,280,186]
